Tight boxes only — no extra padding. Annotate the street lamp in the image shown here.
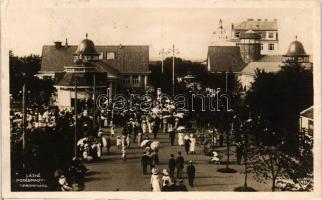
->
[166,45,179,96]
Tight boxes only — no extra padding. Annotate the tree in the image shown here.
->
[246,64,313,152]
[249,144,287,191]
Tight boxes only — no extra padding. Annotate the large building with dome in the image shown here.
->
[238,36,312,90]
[39,35,150,107]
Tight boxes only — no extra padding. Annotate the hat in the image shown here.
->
[162,169,169,175]
[152,168,159,175]
[189,160,193,163]
[178,179,184,183]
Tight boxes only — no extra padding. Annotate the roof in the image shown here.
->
[234,20,278,31]
[207,46,246,72]
[240,30,261,39]
[300,106,313,119]
[284,40,308,57]
[257,55,283,62]
[75,38,98,55]
[54,72,108,87]
[241,62,282,75]
[41,45,149,74]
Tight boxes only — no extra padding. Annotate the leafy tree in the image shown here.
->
[249,144,287,192]
[246,63,313,152]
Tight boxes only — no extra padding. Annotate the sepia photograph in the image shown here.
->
[1,0,321,199]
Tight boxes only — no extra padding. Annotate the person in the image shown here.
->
[150,168,161,192]
[175,151,184,179]
[110,125,115,137]
[152,122,159,139]
[105,135,112,154]
[168,154,176,181]
[150,150,159,167]
[141,152,151,174]
[169,128,176,146]
[58,174,73,191]
[189,134,196,154]
[236,141,243,165]
[121,146,126,161]
[161,169,172,186]
[178,131,184,146]
[176,179,188,191]
[184,134,191,154]
[116,136,122,149]
[186,160,196,187]
[162,180,171,191]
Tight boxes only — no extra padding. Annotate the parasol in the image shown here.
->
[140,139,151,147]
[177,126,185,131]
[150,141,160,150]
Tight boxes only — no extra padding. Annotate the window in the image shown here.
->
[268,32,274,39]
[123,75,130,86]
[268,44,274,51]
[260,43,264,50]
[98,52,104,60]
[106,52,115,60]
[234,32,240,38]
[132,75,139,85]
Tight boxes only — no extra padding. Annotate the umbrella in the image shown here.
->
[177,126,185,131]
[150,141,160,150]
[140,139,151,147]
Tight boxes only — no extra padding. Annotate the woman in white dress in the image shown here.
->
[178,131,184,146]
[150,168,161,192]
[189,133,196,154]
[161,169,172,186]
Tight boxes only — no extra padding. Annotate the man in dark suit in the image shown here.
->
[141,152,150,174]
[186,160,196,187]
[169,129,176,146]
[168,154,176,180]
[175,151,184,179]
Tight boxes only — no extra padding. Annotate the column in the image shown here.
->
[129,75,133,88]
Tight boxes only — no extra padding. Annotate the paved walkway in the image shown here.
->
[83,128,271,191]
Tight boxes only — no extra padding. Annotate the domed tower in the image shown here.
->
[282,37,312,70]
[283,37,310,63]
[239,30,261,63]
[73,33,100,63]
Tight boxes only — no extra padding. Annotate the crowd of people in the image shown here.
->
[10,88,242,192]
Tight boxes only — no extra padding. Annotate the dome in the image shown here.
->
[240,30,261,40]
[285,40,307,56]
[74,38,98,55]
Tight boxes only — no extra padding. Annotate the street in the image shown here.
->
[83,128,271,191]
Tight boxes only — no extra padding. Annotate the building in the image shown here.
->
[39,37,150,97]
[238,37,312,90]
[299,106,314,132]
[207,46,246,72]
[229,19,279,55]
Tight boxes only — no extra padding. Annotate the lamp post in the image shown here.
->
[21,72,26,168]
[167,45,179,96]
[93,73,96,133]
[74,78,78,158]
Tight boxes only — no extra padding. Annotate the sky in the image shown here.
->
[4,0,315,61]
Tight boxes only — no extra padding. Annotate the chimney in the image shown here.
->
[257,19,261,21]
[119,43,123,49]
[65,38,68,48]
[264,19,268,21]
[54,41,62,48]
[247,18,254,21]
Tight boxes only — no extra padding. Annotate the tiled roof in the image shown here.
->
[207,46,247,72]
[241,62,282,75]
[234,20,278,31]
[300,106,313,119]
[257,55,283,62]
[41,45,149,74]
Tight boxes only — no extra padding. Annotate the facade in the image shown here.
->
[238,38,311,90]
[229,19,279,55]
[299,106,314,132]
[39,38,150,98]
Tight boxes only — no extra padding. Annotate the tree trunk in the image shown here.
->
[272,177,276,192]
